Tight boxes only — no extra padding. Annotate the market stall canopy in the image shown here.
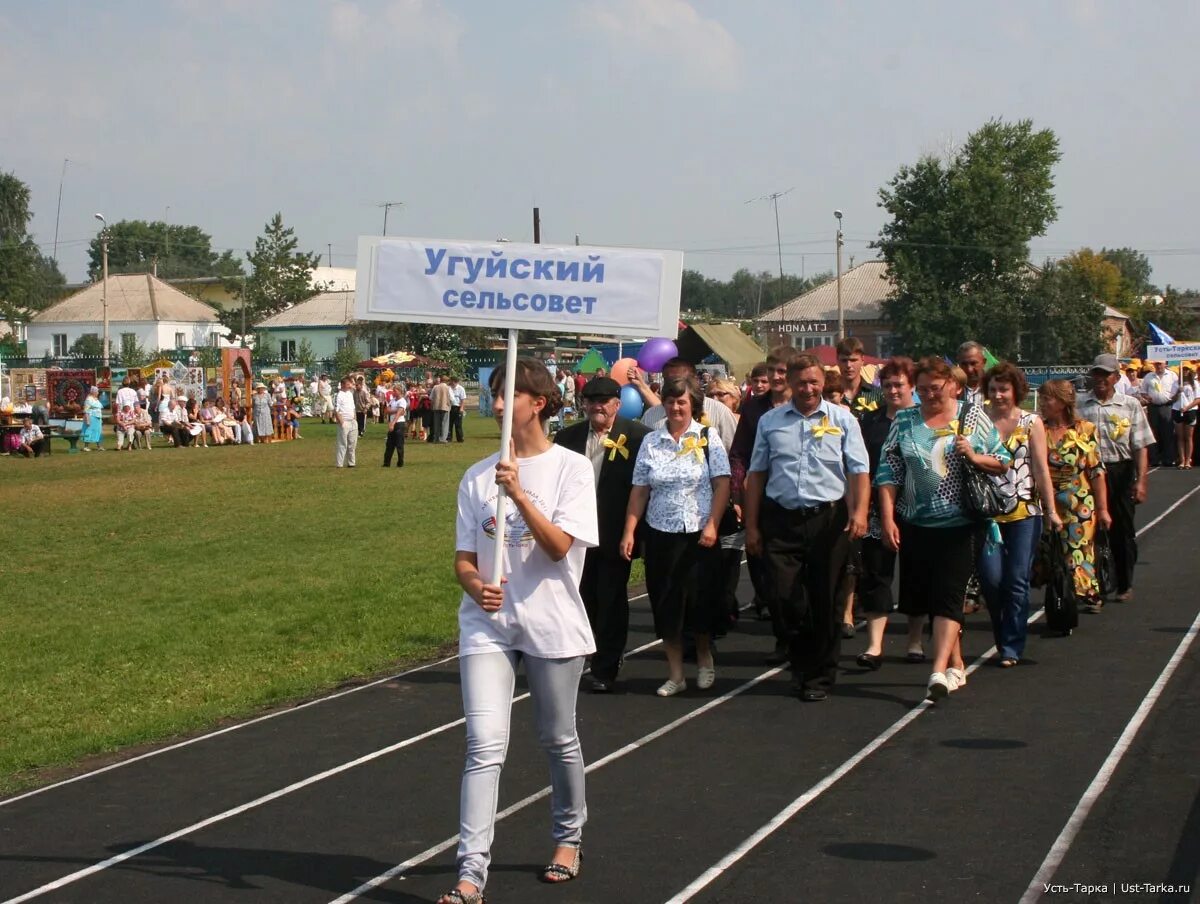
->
[356,350,447,369]
[676,323,765,382]
[574,348,608,374]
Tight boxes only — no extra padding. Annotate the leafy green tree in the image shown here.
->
[118,333,148,365]
[0,171,66,331]
[875,118,1062,357]
[1099,247,1155,300]
[69,334,104,357]
[332,342,362,378]
[296,338,317,371]
[250,330,277,364]
[1021,262,1105,362]
[681,267,831,318]
[1123,287,1197,351]
[1059,249,1124,311]
[223,213,319,344]
[86,221,243,281]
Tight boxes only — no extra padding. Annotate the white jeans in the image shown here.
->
[456,650,587,890]
[335,420,357,466]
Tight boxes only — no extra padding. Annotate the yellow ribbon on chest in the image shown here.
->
[1107,415,1130,441]
[810,415,843,439]
[854,396,878,413]
[603,433,629,461]
[676,434,707,462]
[931,419,960,438]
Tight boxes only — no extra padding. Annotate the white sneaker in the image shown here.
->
[946,668,966,692]
[656,679,687,697]
[696,666,715,690]
[926,672,949,701]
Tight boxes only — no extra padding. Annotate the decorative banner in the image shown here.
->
[1146,343,1200,361]
[46,369,95,415]
[356,237,683,338]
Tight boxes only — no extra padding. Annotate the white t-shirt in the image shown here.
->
[455,444,599,659]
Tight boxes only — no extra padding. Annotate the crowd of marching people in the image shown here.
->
[436,339,1179,904]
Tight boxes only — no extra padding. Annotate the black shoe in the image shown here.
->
[841,622,856,639]
[799,688,828,702]
[856,652,883,671]
[587,676,614,693]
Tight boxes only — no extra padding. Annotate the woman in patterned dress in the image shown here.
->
[875,357,1011,701]
[978,363,1061,667]
[621,376,731,697]
[1037,380,1111,613]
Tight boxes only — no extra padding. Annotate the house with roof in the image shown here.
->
[27,273,227,358]
[755,261,894,357]
[255,290,388,362]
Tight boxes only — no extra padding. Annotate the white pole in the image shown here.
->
[489,328,519,617]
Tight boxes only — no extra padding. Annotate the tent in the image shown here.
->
[675,323,766,382]
[573,348,608,374]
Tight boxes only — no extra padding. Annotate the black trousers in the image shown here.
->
[383,425,405,467]
[579,548,633,681]
[761,499,850,692]
[448,406,464,442]
[1148,403,1174,466]
[857,536,896,615]
[1104,459,1138,593]
[721,548,743,623]
[747,553,787,644]
[355,411,367,436]
[19,438,47,458]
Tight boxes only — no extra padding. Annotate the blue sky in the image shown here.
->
[4,0,1199,289]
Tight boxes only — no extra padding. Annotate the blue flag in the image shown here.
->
[1147,321,1176,346]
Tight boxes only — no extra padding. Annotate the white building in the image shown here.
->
[27,273,228,357]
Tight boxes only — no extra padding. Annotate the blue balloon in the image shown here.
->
[617,383,644,420]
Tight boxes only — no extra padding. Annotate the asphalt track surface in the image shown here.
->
[2,471,1198,904]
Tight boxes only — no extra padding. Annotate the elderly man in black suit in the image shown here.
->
[554,376,652,692]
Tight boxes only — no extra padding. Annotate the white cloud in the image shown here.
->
[329,0,463,55]
[579,0,741,87]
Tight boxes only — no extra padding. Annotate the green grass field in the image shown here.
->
[0,413,639,795]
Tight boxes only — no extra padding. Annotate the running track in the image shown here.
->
[2,472,1198,904]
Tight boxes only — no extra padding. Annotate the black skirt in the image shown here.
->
[897,521,982,624]
[643,525,724,639]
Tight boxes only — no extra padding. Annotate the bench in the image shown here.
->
[46,418,85,454]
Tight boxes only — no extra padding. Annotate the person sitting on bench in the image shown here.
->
[17,417,47,457]
[159,398,192,447]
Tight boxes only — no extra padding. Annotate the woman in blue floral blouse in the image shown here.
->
[621,376,731,697]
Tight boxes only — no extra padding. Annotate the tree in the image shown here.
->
[296,338,317,372]
[1021,262,1105,362]
[1123,287,1197,351]
[222,213,320,344]
[875,118,1062,357]
[1099,247,1155,300]
[118,333,148,365]
[679,267,831,318]
[86,221,243,281]
[1059,249,1124,311]
[0,171,66,332]
[69,334,104,357]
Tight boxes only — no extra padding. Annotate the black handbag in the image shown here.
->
[702,427,741,536]
[1043,530,1079,635]
[1095,528,1117,598]
[957,405,1018,520]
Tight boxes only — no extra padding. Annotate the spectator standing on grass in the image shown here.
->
[448,375,467,443]
[383,384,408,468]
[115,378,139,417]
[252,383,273,444]
[554,376,652,693]
[16,417,46,457]
[430,375,452,443]
[742,355,870,703]
[81,386,104,452]
[442,358,598,904]
[316,374,332,423]
[334,376,358,468]
[1078,354,1154,602]
[353,375,372,437]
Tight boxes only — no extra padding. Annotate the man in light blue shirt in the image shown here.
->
[447,375,468,443]
[743,354,870,702]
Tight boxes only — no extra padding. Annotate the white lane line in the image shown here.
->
[664,482,1200,903]
[1019,606,1200,903]
[0,595,743,901]
[2,585,654,807]
[327,666,785,904]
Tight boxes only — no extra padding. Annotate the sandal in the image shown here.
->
[436,889,485,904]
[540,846,582,884]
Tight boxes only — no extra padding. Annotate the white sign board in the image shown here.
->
[1146,343,1200,360]
[356,237,683,338]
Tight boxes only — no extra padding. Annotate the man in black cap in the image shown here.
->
[554,376,651,692]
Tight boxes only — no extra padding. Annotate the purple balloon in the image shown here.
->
[617,383,644,420]
[637,337,679,373]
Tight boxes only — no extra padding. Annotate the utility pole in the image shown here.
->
[379,201,403,236]
[94,214,110,367]
[834,210,845,342]
[327,243,333,267]
[746,188,793,304]
[53,158,69,264]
